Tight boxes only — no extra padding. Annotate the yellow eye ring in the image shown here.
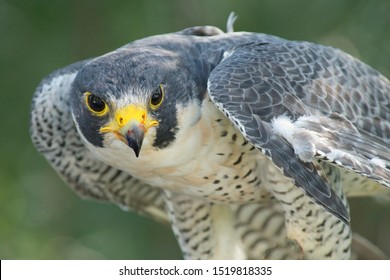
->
[149,84,164,110]
[85,92,109,116]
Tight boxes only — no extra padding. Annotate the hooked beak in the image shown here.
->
[100,105,158,157]
[124,121,145,157]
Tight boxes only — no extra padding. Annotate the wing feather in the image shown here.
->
[208,40,390,223]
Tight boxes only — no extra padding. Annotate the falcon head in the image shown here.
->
[70,47,209,158]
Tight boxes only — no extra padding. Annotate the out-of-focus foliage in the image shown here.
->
[0,0,389,259]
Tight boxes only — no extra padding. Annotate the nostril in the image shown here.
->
[119,117,124,124]
[142,113,146,122]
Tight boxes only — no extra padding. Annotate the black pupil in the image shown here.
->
[151,88,163,106]
[88,95,105,112]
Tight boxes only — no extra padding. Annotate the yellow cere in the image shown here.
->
[100,104,159,134]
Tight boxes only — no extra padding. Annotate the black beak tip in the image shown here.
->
[126,134,142,158]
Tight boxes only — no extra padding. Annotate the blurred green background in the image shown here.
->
[0,0,389,259]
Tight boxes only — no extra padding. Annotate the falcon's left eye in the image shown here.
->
[149,84,164,109]
[85,92,109,116]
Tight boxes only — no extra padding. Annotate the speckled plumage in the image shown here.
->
[30,17,390,259]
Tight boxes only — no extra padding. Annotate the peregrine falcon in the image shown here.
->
[30,16,390,259]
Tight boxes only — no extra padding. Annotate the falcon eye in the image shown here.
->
[149,84,164,109]
[85,92,108,116]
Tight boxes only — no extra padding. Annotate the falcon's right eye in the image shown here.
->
[85,92,109,116]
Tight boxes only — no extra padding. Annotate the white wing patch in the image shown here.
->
[370,157,387,169]
[271,114,390,189]
[271,115,363,165]
[270,115,296,143]
[271,115,317,162]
